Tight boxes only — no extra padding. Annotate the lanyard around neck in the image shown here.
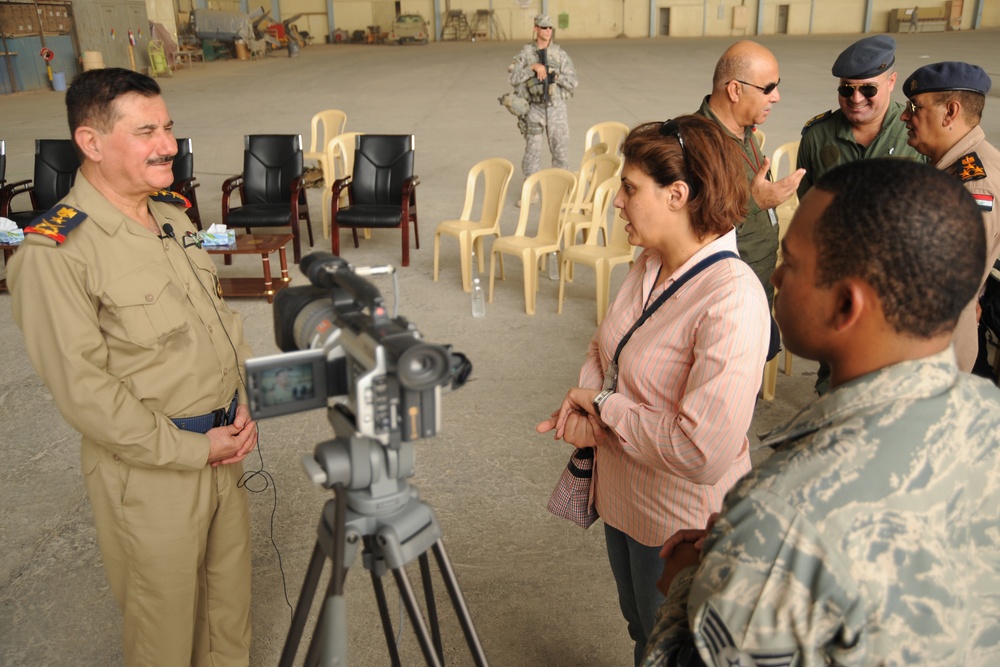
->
[602,250,739,391]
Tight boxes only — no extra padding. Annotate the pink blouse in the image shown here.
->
[580,230,769,546]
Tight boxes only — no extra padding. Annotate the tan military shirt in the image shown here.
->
[9,172,252,470]
[936,126,1000,372]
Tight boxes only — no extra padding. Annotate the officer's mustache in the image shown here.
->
[147,155,176,166]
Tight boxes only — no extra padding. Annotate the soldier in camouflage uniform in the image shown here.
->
[642,159,1000,667]
[507,14,577,182]
[696,41,803,308]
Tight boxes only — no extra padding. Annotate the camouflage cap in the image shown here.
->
[903,61,992,97]
[534,14,553,28]
[832,35,896,80]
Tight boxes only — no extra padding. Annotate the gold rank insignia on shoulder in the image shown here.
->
[150,189,192,209]
[801,110,833,135]
[24,205,88,245]
[957,152,987,182]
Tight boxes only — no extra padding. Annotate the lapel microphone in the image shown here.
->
[159,223,176,240]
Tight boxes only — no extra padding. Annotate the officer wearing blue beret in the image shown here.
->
[796,35,924,394]
[902,61,999,376]
[797,36,922,202]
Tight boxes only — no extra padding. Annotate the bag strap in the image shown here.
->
[611,250,739,365]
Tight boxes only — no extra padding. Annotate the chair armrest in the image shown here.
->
[402,175,419,198]
[331,176,352,200]
[221,174,243,219]
[173,177,199,195]
[0,179,34,216]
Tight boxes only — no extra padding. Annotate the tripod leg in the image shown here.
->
[390,565,444,667]
[280,542,327,667]
[303,572,343,667]
[369,568,404,667]
[432,541,490,667]
[418,552,446,663]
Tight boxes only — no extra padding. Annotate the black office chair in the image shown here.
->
[221,134,313,263]
[170,138,203,230]
[330,134,419,267]
[0,139,80,228]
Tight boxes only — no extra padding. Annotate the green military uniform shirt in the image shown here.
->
[796,100,923,199]
[697,97,777,302]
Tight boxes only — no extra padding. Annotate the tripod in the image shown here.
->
[279,417,489,667]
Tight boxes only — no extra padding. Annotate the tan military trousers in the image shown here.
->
[81,439,252,667]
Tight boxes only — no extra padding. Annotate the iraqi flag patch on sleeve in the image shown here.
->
[973,193,995,212]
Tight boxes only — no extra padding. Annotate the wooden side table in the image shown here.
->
[205,233,293,303]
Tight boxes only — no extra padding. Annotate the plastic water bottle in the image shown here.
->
[471,251,486,318]
[548,252,559,281]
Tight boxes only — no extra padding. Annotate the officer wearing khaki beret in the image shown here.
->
[8,68,256,666]
[902,61,1000,375]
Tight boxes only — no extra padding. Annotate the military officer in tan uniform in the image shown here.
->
[902,61,1000,374]
[8,68,256,666]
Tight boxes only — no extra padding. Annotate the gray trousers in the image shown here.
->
[522,100,570,176]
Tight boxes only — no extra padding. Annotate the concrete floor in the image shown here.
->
[1,29,998,667]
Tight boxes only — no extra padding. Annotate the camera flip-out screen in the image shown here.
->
[245,349,328,419]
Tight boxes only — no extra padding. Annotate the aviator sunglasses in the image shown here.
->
[736,79,780,95]
[659,119,698,196]
[838,82,881,98]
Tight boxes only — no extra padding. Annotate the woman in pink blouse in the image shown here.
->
[538,116,770,664]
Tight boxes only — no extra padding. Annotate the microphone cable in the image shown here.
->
[163,222,294,617]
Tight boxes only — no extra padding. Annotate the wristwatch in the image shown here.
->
[592,388,614,415]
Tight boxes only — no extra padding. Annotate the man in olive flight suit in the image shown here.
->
[8,68,257,666]
[697,40,804,309]
[797,35,922,200]
[797,35,923,393]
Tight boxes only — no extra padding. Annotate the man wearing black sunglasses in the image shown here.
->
[797,36,921,205]
[697,40,804,309]
[797,36,923,395]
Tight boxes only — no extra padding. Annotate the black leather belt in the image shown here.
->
[171,394,239,434]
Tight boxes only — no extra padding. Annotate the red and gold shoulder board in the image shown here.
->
[957,152,987,183]
[150,189,192,209]
[802,110,833,135]
[24,205,88,245]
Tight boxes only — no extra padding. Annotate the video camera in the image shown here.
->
[244,252,471,448]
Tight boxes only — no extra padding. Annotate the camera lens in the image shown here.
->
[394,343,451,390]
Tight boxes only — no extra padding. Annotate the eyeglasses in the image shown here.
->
[736,79,780,95]
[659,119,698,195]
[905,99,939,115]
[838,83,881,99]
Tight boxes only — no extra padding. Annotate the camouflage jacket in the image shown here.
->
[507,42,577,106]
[642,349,1000,667]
